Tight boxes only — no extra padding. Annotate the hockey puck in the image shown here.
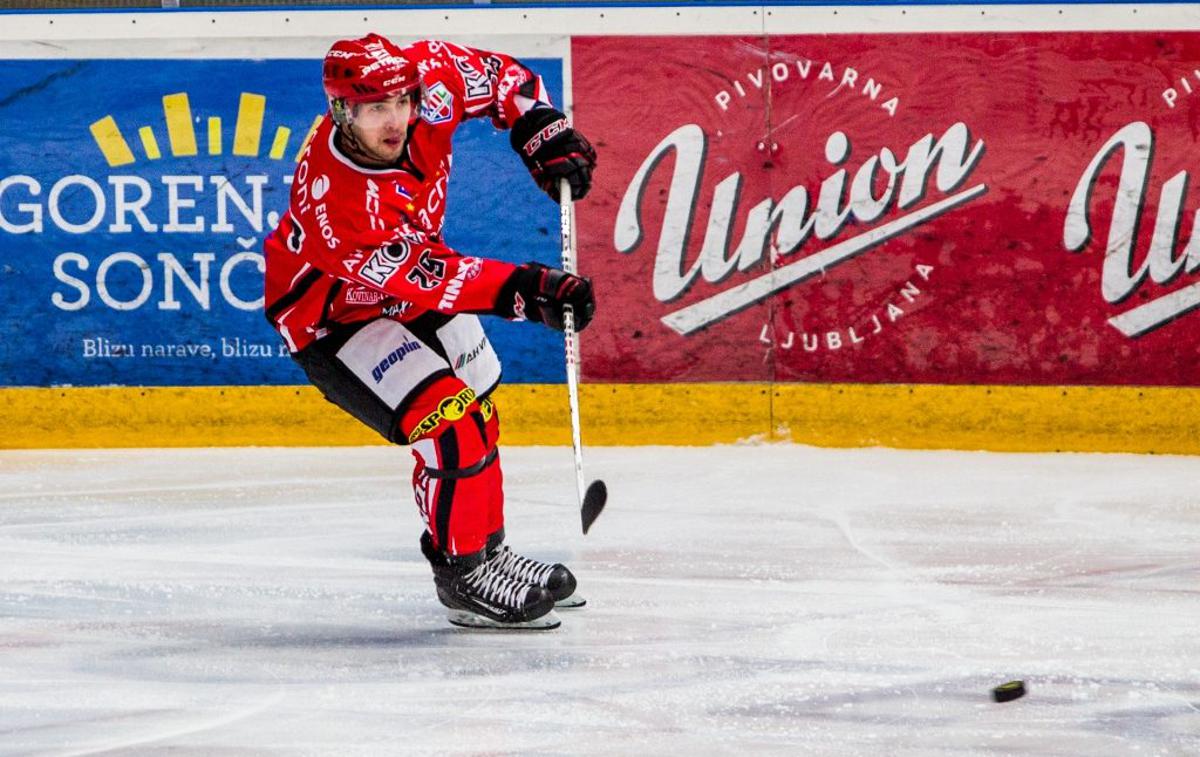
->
[991,680,1026,703]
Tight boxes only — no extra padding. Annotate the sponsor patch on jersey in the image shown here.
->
[454,58,492,101]
[459,256,483,280]
[496,64,528,108]
[359,240,411,287]
[344,286,387,306]
[381,301,410,318]
[311,174,331,200]
[437,257,480,310]
[420,81,454,125]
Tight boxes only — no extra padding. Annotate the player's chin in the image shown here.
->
[378,137,406,159]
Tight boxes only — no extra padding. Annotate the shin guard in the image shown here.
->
[403,376,503,556]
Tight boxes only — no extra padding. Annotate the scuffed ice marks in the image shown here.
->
[0,445,1197,753]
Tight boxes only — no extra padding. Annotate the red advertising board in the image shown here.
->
[574,33,1200,385]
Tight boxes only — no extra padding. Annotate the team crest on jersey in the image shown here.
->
[421,82,454,125]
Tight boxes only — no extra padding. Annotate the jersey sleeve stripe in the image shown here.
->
[266,268,325,323]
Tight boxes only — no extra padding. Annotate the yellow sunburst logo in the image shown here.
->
[89,92,322,167]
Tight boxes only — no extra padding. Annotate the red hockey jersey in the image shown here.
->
[263,40,552,352]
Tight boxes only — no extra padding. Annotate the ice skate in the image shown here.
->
[487,539,585,609]
[423,533,559,629]
[438,559,559,630]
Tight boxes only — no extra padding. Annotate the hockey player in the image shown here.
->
[262,34,597,630]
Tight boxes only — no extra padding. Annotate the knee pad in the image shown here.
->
[402,376,495,474]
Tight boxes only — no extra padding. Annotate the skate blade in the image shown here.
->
[555,594,586,609]
[447,609,561,631]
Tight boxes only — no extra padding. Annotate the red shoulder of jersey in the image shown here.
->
[288,116,407,268]
[404,39,551,131]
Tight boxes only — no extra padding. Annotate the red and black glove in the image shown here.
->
[510,107,596,201]
[495,263,595,332]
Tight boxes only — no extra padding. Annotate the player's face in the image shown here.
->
[349,92,415,164]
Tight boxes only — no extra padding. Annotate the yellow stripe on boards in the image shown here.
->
[88,116,135,167]
[162,93,198,156]
[233,93,266,156]
[138,126,162,160]
[3,383,1200,454]
[207,116,222,155]
[0,386,376,449]
[771,383,1200,454]
[268,126,291,160]
[295,115,323,162]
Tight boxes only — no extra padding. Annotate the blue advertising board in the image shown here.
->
[0,56,564,387]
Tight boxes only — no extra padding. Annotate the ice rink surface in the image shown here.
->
[1,444,1197,756]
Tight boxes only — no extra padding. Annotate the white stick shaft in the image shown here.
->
[559,178,586,509]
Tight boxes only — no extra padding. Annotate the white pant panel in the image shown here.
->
[436,314,503,397]
[333,319,452,410]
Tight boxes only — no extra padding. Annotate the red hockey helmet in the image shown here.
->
[322,33,419,126]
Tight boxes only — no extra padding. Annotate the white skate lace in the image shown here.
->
[490,546,555,586]
[466,562,531,607]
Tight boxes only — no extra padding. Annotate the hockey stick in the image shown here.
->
[559,178,607,534]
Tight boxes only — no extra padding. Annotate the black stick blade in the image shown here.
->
[581,480,608,535]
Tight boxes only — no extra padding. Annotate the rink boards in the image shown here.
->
[6,382,1200,454]
[4,4,1200,451]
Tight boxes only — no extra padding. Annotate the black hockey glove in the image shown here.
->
[495,263,595,332]
[510,107,596,201]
